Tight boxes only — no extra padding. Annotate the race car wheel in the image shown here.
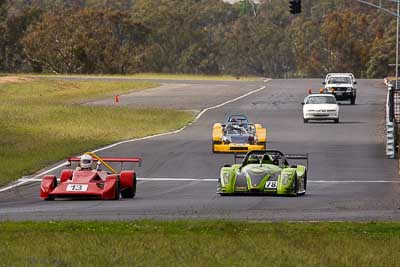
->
[350,96,356,105]
[334,118,339,123]
[217,179,228,196]
[303,172,307,193]
[114,178,120,200]
[292,173,299,196]
[217,179,222,195]
[304,171,307,194]
[299,172,307,196]
[121,174,137,199]
[260,142,267,149]
[44,177,57,201]
[303,118,308,123]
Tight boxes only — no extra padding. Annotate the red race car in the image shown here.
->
[40,152,141,200]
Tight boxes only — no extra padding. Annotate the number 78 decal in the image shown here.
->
[265,181,277,189]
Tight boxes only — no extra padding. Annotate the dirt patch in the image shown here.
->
[0,75,35,84]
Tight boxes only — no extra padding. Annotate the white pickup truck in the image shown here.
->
[322,73,357,105]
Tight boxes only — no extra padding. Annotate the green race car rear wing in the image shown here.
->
[234,150,308,168]
[285,154,308,169]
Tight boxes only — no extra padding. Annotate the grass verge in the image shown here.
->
[0,221,399,266]
[0,77,195,186]
[27,72,265,81]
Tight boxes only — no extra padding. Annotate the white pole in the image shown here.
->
[396,1,400,161]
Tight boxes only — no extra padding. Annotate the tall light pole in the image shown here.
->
[396,1,399,89]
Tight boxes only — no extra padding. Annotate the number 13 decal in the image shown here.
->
[71,185,83,190]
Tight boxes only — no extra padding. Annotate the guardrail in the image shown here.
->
[386,83,397,159]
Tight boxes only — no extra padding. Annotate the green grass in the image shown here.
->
[0,78,195,185]
[0,221,399,267]
[28,72,265,81]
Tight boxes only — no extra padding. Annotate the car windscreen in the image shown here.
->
[306,96,336,104]
[328,77,351,84]
[226,127,248,135]
[228,115,248,123]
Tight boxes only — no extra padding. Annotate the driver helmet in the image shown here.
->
[80,154,93,169]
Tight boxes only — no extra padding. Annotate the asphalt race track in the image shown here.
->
[1,78,400,221]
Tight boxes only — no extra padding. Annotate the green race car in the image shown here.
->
[217,150,308,196]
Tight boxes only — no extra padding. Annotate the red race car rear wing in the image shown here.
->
[68,152,142,174]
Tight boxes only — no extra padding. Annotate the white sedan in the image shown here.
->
[303,94,339,123]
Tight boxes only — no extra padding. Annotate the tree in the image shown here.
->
[217,1,295,77]
[23,8,149,74]
[134,0,232,74]
[367,21,397,78]
[0,2,42,72]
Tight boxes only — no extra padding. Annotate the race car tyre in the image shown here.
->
[260,142,266,149]
[334,118,339,123]
[303,118,308,123]
[217,179,228,196]
[292,173,299,196]
[114,178,120,200]
[217,179,222,194]
[350,96,356,105]
[121,174,137,198]
[299,172,307,196]
[304,171,307,191]
[44,177,57,201]
[303,172,307,195]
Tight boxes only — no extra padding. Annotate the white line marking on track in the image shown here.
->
[138,178,218,182]
[0,82,270,192]
[0,163,69,193]
[137,179,400,183]
[7,178,400,185]
[309,180,400,184]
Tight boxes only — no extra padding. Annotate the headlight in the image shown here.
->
[223,172,230,184]
[281,172,292,185]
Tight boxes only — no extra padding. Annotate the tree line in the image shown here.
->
[0,0,398,78]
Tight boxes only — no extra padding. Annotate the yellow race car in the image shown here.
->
[212,115,267,153]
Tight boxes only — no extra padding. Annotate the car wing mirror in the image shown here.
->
[322,81,326,85]
[223,164,231,168]
[354,81,357,84]
[301,102,305,105]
